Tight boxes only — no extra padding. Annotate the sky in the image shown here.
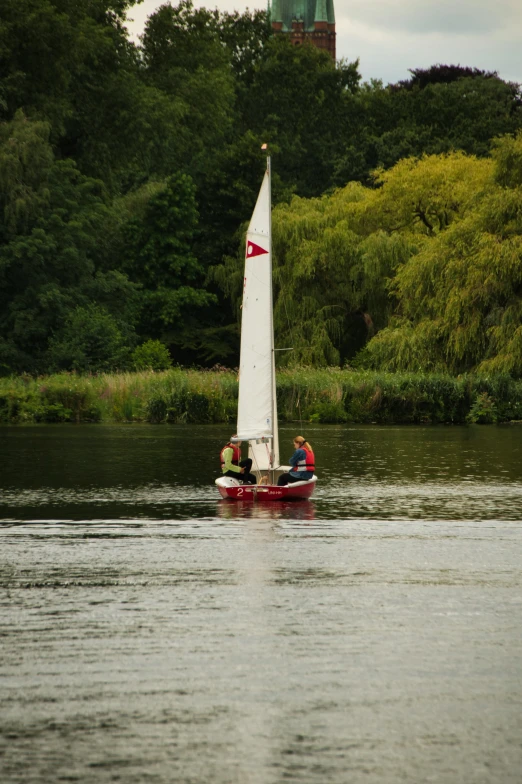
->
[125,0,522,86]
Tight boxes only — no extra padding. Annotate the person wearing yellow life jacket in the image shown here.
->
[277,436,315,486]
[220,436,257,484]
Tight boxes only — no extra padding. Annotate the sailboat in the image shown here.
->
[215,152,317,501]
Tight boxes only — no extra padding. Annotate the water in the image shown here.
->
[1,424,521,783]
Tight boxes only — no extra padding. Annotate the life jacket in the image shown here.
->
[296,446,315,473]
[220,443,241,467]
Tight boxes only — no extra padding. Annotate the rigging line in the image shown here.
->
[297,396,304,437]
[273,289,300,369]
[281,289,294,339]
[248,347,271,358]
[250,441,262,480]
[247,272,270,287]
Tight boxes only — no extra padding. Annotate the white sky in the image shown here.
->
[125,0,522,85]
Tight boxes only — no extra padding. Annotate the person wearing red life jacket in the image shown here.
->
[277,436,315,486]
[220,436,257,484]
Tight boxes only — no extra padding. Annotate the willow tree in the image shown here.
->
[359,133,522,376]
[370,151,491,235]
[270,149,495,367]
[270,184,398,365]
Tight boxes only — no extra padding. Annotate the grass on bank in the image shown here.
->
[1,367,521,425]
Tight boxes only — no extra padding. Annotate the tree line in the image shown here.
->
[1,0,521,376]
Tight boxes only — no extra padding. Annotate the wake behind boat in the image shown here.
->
[215,152,317,501]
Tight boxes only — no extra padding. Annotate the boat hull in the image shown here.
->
[215,475,317,501]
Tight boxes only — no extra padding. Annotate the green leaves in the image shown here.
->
[0,113,139,374]
[115,173,217,359]
[132,339,172,372]
[0,111,54,237]
[47,304,131,373]
[358,137,522,376]
[268,181,418,365]
[241,37,361,197]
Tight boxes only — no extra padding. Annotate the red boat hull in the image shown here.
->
[215,476,316,501]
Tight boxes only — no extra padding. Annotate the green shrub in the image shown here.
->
[467,392,498,424]
[81,404,102,422]
[0,393,24,422]
[47,305,131,373]
[132,340,172,372]
[147,396,167,424]
[307,401,348,423]
[33,403,73,423]
[0,395,9,422]
[38,376,98,422]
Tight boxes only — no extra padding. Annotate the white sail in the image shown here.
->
[236,159,279,471]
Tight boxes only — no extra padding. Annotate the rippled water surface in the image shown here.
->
[1,424,522,783]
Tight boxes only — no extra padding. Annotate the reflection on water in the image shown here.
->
[1,424,522,783]
[217,499,316,521]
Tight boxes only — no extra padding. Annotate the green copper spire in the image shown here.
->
[314,0,328,22]
[271,0,282,22]
[294,0,306,22]
[272,0,334,31]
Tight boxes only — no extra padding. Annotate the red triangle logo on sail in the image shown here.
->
[246,241,268,258]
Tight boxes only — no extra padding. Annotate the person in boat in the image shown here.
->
[277,436,315,486]
[220,437,257,484]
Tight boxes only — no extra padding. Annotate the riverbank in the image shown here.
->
[1,368,521,425]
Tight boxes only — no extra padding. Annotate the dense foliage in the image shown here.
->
[1,0,522,376]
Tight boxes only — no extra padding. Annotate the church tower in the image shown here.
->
[271,0,336,60]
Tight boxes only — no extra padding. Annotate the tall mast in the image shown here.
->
[265,152,279,471]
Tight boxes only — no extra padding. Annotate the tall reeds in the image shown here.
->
[1,368,521,425]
